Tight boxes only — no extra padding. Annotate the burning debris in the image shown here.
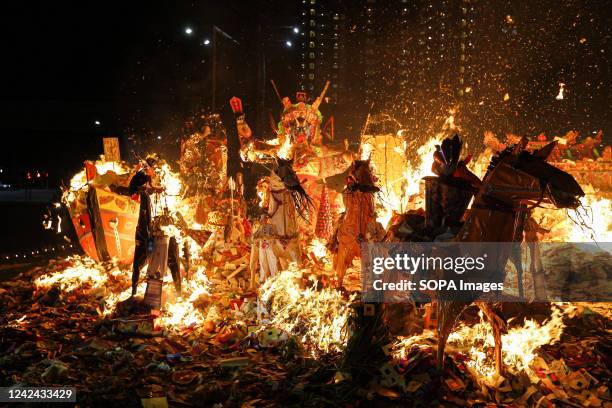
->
[259,265,357,355]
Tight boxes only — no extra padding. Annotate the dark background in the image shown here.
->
[0,1,301,189]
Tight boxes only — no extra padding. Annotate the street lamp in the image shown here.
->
[285,40,293,47]
[185,27,193,35]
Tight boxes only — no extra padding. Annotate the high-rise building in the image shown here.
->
[297,0,346,105]
[294,1,479,139]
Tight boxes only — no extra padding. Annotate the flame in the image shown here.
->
[157,266,211,329]
[446,305,567,383]
[565,195,612,242]
[308,237,329,260]
[65,160,131,195]
[104,282,145,314]
[277,136,293,160]
[403,135,444,196]
[393,305,569,385]
[35,255,212,326]
[556,82,565,100]
[360,142,373,160]
[361,109,459,226]
[259,264,356,355]
[534,193,612,242]
[34,256,109,293]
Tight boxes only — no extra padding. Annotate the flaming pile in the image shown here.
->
[446,305,567,383]
[259,265,356,355]
[32,255,213,329]
[34,256,110,294]
[392,304,574,385]
[156,266,212,330]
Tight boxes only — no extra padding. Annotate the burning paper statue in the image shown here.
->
[229,82,353,229]
[62,159,139,265]
[249,159,314,287]
[178,116,228,226]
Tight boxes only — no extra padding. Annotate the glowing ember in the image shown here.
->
[556,82,565,100]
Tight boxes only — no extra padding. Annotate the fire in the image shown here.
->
[259,265,356,355]
[34,256,109,293]
[360,142,373,160]
[159,297,205,328]
[446,305,567,383]
[277,136,293,160]
[565,195,612,242]
[155,163,182,213]
[63,160,131,205]
[157,266,211,329]
[34,254,212,327]
[534,193,612,242]
[392,330,436,360]
[308,237,329,260]
[393,304,569,385]
[403,135,443,197]
[104,282,145,315]
[359,109,460,227]
[67,160,130,192]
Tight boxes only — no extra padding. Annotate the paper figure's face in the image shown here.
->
[280,104,319,145]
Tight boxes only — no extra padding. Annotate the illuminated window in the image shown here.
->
[310,19,315,27]
[309,41,315,48]
[309,62,315,69]
[309,52,315,59]
[308,73,315,80]
[310,8,315,16]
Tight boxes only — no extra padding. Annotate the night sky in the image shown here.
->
[0,1,297,187]
[0,1,610,188]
